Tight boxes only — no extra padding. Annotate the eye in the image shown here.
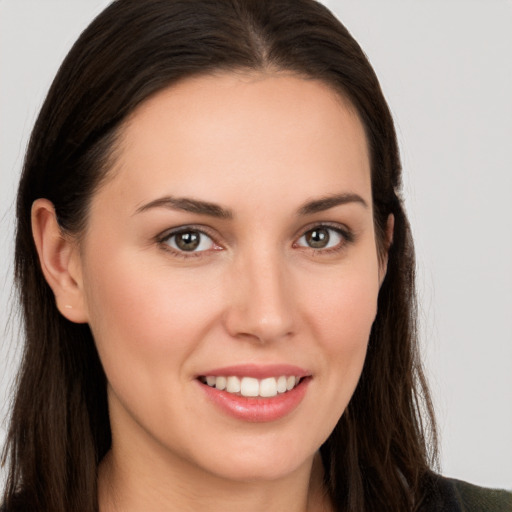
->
[163,228,216,253]
[296,226,347,251]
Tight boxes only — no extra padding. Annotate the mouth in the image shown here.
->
[196,365,311,422]
[197,375,304,398]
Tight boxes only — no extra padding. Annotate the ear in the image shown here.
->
[378,213,394,287]
[31,199,89,323]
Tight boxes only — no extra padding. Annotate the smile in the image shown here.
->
[196,365,311,422]
[198,375,301,398]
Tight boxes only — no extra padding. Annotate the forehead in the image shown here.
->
[100,71,372,214]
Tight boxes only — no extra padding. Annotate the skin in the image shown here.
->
[32,71,392,512]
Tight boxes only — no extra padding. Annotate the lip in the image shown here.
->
[196,363,310,379]
[196,364,311,423]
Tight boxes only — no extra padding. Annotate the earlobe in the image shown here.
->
[378,213,394,287]
[31,199,89,323]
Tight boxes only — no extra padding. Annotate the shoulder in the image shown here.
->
[448,477,512,512]
[423,474,512,512]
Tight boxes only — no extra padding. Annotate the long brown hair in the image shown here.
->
[2,1,437,510]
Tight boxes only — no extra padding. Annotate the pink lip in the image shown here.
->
[197,363,310,379]
[196,364,311,423]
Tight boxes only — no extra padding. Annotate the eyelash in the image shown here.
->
[156,225,219,259]
[156,223,354,259]
[294,224,354,255]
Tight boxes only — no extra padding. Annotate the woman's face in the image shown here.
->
[77,72,386,482]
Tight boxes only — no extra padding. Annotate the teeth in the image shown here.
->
[286,376,296,391]
[276,376,287,393]
[240,377,259,397]
[216,376,226,390]
[202,375,302,397]
[259,377,277,397]
[226,376,241,393]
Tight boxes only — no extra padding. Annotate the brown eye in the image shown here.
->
[305,228,330,249]
[164,229,215,253]
[296,226,346,251]
[175,231,200,251]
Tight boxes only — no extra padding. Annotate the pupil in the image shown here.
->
[176,231,200,251]
[306,228,329,249]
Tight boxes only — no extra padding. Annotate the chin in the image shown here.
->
[189,435,320,483]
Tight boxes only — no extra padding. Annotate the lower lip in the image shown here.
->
[198,378,310,423]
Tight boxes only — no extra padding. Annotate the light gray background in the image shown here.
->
[1,0,511,490]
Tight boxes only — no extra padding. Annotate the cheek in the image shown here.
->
[301,255,380,396]
[82,251,221,384]
[325,281,376,386]
[289,258,380,447]
[304,259,379,351]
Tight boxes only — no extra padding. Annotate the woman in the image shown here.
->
[1,0,510,511]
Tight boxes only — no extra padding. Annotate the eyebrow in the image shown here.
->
[135,196,233,218]
[135,192,367,218]
[297,193,368,215]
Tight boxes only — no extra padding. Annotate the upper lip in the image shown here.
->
[197,364,310,379]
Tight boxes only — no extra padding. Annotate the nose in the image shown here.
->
[223,249,296,344]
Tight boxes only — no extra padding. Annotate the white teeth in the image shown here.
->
[240,377,259,397]
[259,377,278,397]
[216,376,226,390]
[276,375,287,393]
[226,376,241,393]
[202,375,302,397]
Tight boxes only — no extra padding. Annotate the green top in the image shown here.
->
[427,476,512,512]
[448,478,512,512]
